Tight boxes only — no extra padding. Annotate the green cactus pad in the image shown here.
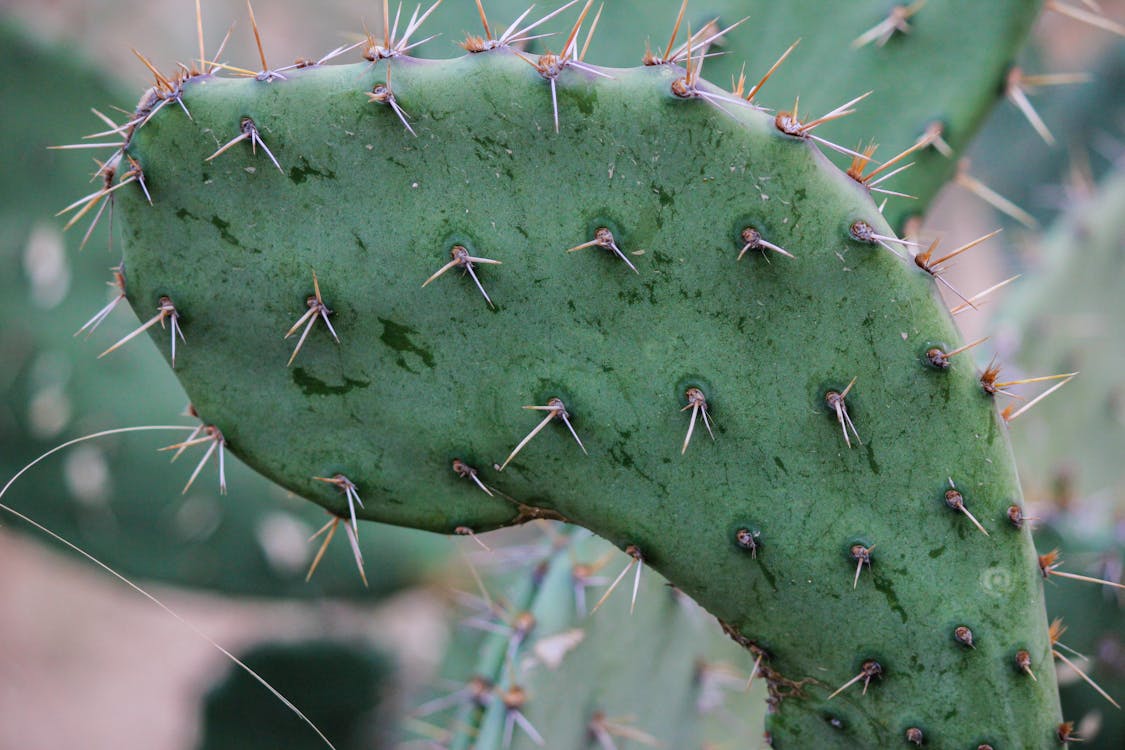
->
[0,21,449,598]
[423,0,1044,231]
[107,45,1061,746]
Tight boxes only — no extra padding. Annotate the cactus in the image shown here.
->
[67,4,1073,744]
[0,19,448,598]
[414,529,767,748]
[25,0,1125,746]
[419,0,1045,232]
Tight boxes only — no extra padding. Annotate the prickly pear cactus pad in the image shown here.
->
[424,0,1045,232]
[105,44,1062,747]
[0,20,448,599]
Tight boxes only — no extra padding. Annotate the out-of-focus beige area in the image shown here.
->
[0,530,449,749]
[0,1,1123,748]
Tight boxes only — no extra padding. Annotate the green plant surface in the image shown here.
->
[419,0,1043,232]
[110,44,1062,746]
[415,529,767,749]
[0,20,446,598]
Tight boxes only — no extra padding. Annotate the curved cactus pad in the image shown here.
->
[115,52,1060,746]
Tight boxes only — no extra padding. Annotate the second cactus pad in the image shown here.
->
[116,51,1059,746]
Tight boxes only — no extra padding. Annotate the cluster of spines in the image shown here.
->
[53,0,1125,250]
[50,0,1125,745]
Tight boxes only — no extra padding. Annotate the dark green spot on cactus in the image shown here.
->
[291,368,370,396]
[573,87,597,116]
[872,571,909,624]
[607,443,637,471]
[288,158,336,184]
[617,288,642,305]
[210,215,240,247]
[352,232,368,254]
[378,318,434,370]
[753,558,779,593]
[865,443,881,474]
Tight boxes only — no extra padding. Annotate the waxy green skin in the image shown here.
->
[0,22,445,599]
[424,0,1045,232]
[119,52,1060,746]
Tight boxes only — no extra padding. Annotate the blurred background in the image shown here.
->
[1,1,1123,748]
